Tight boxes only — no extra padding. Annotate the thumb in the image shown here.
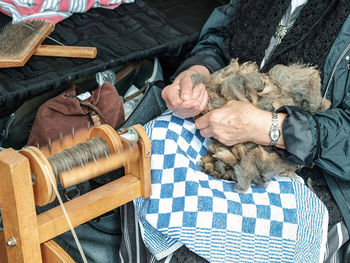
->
[179,75,194,101]
[195,112,210,130]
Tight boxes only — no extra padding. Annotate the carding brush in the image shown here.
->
[0,20,97,68]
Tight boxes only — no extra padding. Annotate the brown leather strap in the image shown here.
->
[115,59,152,83]
[78,100,106,126]
[123,84,147,103]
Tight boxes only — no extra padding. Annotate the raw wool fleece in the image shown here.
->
[193,59,331,192]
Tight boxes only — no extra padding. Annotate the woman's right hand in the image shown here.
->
[161,65,210,118]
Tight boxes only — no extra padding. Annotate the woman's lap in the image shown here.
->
[134,111,328,263]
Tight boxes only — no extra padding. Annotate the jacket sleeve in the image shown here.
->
[275,17,350,180]
[171,0,239,79]
[276,82,350,180]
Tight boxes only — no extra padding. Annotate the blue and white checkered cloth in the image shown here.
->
[135,110,328,263]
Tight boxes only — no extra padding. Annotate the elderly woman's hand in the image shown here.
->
[195,100,287,148]
[161,65,210,118]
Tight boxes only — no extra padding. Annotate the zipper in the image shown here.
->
[134,205,140,263]
[120,205,133,263]
[323,41,350,99]
[345,56,350,92]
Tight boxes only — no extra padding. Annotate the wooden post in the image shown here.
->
[125,125,152,198]
[0,148,42,262]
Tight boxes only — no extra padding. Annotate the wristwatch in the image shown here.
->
[268,112,280,146]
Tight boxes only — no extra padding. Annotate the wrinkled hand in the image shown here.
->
[195,100,273,146]
[161,65,210,118]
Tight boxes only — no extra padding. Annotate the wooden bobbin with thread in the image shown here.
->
[19,124,151,206]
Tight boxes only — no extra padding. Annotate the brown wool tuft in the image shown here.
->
[193,58,331,192]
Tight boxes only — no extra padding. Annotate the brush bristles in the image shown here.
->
[0,20,49,61]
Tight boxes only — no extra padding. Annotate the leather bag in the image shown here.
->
[27,82,125,147]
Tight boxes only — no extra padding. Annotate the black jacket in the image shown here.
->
[174,0,350,230]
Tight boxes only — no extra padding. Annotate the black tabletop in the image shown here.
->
[0,0,227,117]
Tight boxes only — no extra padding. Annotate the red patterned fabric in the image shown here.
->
[0,0,134,23]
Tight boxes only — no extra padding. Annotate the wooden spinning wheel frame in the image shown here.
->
[0,124,151,263]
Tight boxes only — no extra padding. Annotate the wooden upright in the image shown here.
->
[0,149,42,262]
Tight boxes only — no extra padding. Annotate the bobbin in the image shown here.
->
[19,124,149,206]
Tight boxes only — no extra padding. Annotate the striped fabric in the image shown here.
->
[0,0,134,23]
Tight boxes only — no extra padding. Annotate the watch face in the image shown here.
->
[270,128,280,141]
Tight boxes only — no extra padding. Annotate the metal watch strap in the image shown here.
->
[269,112,280,146]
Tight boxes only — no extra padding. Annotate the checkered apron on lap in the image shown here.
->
[135,110,328,263]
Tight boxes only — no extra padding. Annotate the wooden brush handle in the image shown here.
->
[34,45,97,58]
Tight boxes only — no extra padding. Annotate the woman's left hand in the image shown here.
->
[195,100,286,148]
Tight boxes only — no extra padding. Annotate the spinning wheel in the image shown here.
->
[0,124,151,263]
